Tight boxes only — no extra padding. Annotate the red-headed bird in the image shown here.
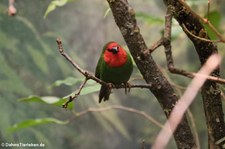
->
[95,42,133,103]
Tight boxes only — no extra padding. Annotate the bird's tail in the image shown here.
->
[99,85,111,103]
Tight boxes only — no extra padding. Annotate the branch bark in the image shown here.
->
[163,0,225,148]
[106,0,196,148]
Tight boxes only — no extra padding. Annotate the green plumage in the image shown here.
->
[95,42,133,103]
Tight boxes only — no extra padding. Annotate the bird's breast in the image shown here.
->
[104,51,127,68]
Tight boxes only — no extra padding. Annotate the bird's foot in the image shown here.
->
[124,82,131,94]
[107,83,114,93]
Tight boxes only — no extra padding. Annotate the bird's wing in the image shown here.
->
[95,55,103,79]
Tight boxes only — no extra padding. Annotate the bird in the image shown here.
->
[95,41,133,103]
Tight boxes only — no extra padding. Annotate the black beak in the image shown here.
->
[110,47,119,54]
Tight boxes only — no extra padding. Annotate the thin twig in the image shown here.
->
[56,38,89,77]
[70,105,163,128]
[220,91,225,102]
[142,140,145,149]
[62,78,89,108]
[163,6,174,69]
[187,110,201,149]
[182,23,221,43]
[169,67,225,85]
[148,38,164,54]
[207,0,210,22]
[144,6,173,56]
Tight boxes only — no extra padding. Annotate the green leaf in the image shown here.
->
[52,77,83,87]
[26,45,49,75]
[203,11,222,40]
[136,12,164,25]
[44,0,78,18]
[19,95,59,104]
[8,118,69,133]
[44,0,68,18]
[19,95,74,110]
[207,10,221,28]
[80,84,101,95]
[64,84,100,99]
[51,77,97,87]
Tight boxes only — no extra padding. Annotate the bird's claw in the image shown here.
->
[124,82,131,94]
[107,83,115,93]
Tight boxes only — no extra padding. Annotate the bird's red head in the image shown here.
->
[104,42,127,68]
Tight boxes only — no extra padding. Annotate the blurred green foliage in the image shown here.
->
[8,118,69,133]
[0,0,225,149]
[203,10,222,40]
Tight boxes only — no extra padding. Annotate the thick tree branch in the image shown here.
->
[152,54,221,149]
[163,0,225,148]
[106,0,196,148]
